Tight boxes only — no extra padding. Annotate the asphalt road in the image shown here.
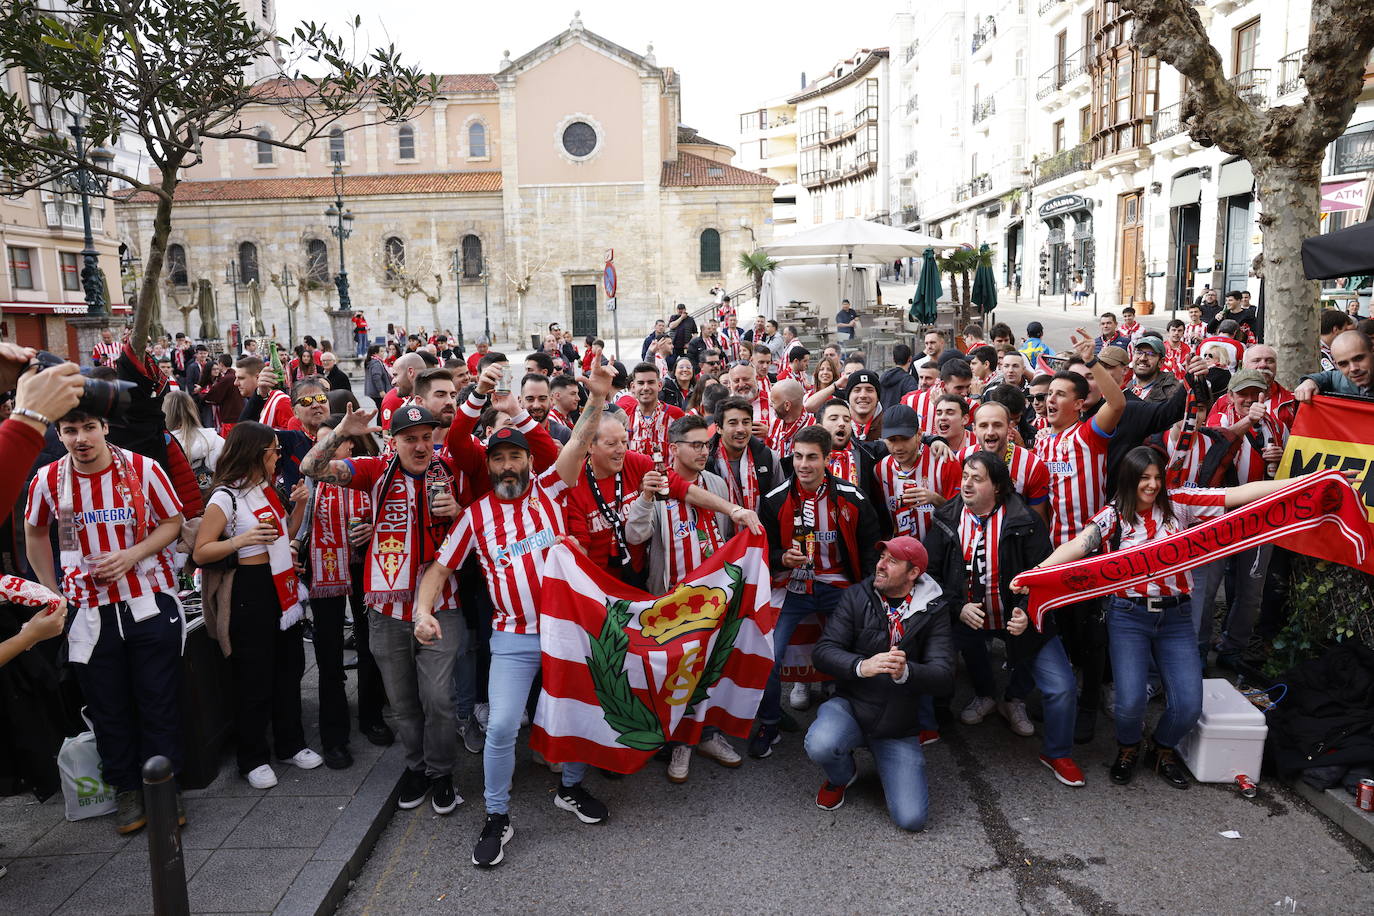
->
[339,690,1374,915]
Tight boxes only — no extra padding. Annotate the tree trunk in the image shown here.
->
[132,188,176,354]
[1254,159,1322,388]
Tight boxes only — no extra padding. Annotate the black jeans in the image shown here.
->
[311,569,387,745]
[1058,599,1107,710]
[73,594,184,793]
[229,564,306,773]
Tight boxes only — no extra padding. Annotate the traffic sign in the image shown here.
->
[603,262,617,299]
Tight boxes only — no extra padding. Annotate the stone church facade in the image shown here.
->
[117,18,775,349]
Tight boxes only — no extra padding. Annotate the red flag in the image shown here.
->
[1013,471,1372,629]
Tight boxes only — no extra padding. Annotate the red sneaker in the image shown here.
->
[918,730,941,747]
[1040,754,1086,787]
[815,771,858,810]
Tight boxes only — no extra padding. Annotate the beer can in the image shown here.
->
[1235,773,1258,799]
[427,483,447,510]
[1358,778,1374,812]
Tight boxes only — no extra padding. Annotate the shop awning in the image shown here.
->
[1217,159,1255,198]
[0,301,132,315]
[1169,171,1202,207]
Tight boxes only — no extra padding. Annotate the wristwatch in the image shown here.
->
[1086,358,1099,369]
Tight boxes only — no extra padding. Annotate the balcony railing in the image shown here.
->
[955,175,994,201]
[972,97,996,124]
[1230,68,1271,107]
[1150,102,1183,142]
[1038,0,1063,14]
[906,94,919,115]
[899,205,920,224]
[971,21,997,54]
[904,40,919,64]
[1033,142,1091,185]
[1036,46,1089,100]
[821,106,877,145]
[905,150,919,168]
[1277,49,1306,97]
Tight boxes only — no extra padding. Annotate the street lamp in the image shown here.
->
[325,154,355,310]
[68,121,115,315]
[448,250,466,354]
[279,264,297,345]
[225,260,242,337]
[481,269,490,341]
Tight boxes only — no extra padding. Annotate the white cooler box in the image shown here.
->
[1176,678,1268,784]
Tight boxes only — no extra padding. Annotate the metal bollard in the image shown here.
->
[143,755,190,916]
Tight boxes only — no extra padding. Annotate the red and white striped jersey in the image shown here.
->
[658,494,726,588]
[956,443,1050,506]
[262,389,295,429]
[1182,321,1207,348]
[26,449,182,610]
[787,487,846,591]
[1034,419,1112,546]
[1090,488,1228,597]
[720,328,744,362]
[768,412,815,458]
[958,505,1006,629]
[436,467,569,635]
[874,451,960,540]
[1205,402,1287,484]
[627,402,683,458]
[901,384,943,434]
[1162,341,1193,379]
[91,340,121,367]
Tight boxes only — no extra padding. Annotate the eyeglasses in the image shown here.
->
[263,443,282,453]
[1031,393,1048,402]
[673,440,711,450]
[294,394,329,406]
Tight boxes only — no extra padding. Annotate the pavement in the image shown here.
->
[0,638,402,916]
[337,682,1374,916]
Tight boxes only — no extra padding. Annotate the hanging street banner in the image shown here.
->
[530,531,777,774]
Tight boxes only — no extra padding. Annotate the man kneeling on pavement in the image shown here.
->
[804,536,953,830]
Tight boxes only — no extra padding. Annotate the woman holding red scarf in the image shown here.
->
[195,422,322,790]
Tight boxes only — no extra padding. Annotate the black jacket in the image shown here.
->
[923,492,1054,660]
[662,378,688,411]
[879,366,919,409]
[761,472,881,583]
[1086,381,1190,490]
[706,435,780,506]
[832,440,892,539]
[812,576,955,738]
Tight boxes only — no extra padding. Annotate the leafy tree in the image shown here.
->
[0,0,436,352]
[1122,0,1374,385]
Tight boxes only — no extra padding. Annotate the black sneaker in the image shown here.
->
[430,774,461,815]
[748,723,780,759]
[554,783,609,824]
[323,746,354,770]
[472,813,513,867]
[397,767,429,810]
[459,717,485,754]
[361,722,395,747]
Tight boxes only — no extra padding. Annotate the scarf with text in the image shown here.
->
[309,483,369,597]
[1014,470,1371,629]
[365,455,451,605]
[828,445,860,486]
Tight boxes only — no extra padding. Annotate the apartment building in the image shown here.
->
[737,94,803,237]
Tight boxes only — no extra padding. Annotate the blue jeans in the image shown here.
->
[804,697,929,831]
[1106,596,1203,748]
[485,632,587,814]
[354,329,368,357]
[758,584,845,726]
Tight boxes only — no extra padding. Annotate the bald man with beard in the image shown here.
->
[766,379,814,461]
[381,352,426,432]
[1297,330,1374,400]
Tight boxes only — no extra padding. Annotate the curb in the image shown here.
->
[1292,779,1374,853]
[272,743,404,916]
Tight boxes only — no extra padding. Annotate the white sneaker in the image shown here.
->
[788,682,811,711]
[286,748,324,770]
[667,745,692,783]
[473,702,490,729]
[998,699,1035,737]
[960,696,997,725]
[695,733,743,768]
[246,765,278,789]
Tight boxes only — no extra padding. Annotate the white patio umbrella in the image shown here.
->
[759,218,970,315]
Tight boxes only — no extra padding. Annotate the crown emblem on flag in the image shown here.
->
[639,585,729,645]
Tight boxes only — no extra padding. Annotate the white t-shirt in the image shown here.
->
[207,483,284,559]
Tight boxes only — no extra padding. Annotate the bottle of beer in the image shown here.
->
[652,451,669,501]
[267,340,284,386]
[794,522,815,568]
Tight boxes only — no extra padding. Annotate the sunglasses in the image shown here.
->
[294,394,329,406]
[1031,393,1048,402]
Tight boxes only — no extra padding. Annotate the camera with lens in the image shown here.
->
[32,350,135,418]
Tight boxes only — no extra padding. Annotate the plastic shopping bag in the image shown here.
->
[58,711,117,821]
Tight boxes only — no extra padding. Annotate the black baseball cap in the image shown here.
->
[487,426,531,453]
[881,404,920,439]
[390,404,441,435]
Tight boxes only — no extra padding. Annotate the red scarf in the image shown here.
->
[828,445,860,486]
[1015,471,1372,629]
[256,486,305,623]
[310,484,369,597]
[628,403,670,456]
[721,447,759,510]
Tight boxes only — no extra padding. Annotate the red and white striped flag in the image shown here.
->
[772,600,830,684]
[1033,353,1056,377]
[530,531,778,774]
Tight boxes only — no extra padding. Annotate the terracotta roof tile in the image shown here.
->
[661,151,776,188]
[119,171,501,204]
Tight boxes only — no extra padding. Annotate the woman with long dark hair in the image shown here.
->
[194,421,321,789]
[661,357,695,410]
[1019,445,1326,789]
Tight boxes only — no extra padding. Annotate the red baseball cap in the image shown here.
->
[876,536,928,574]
